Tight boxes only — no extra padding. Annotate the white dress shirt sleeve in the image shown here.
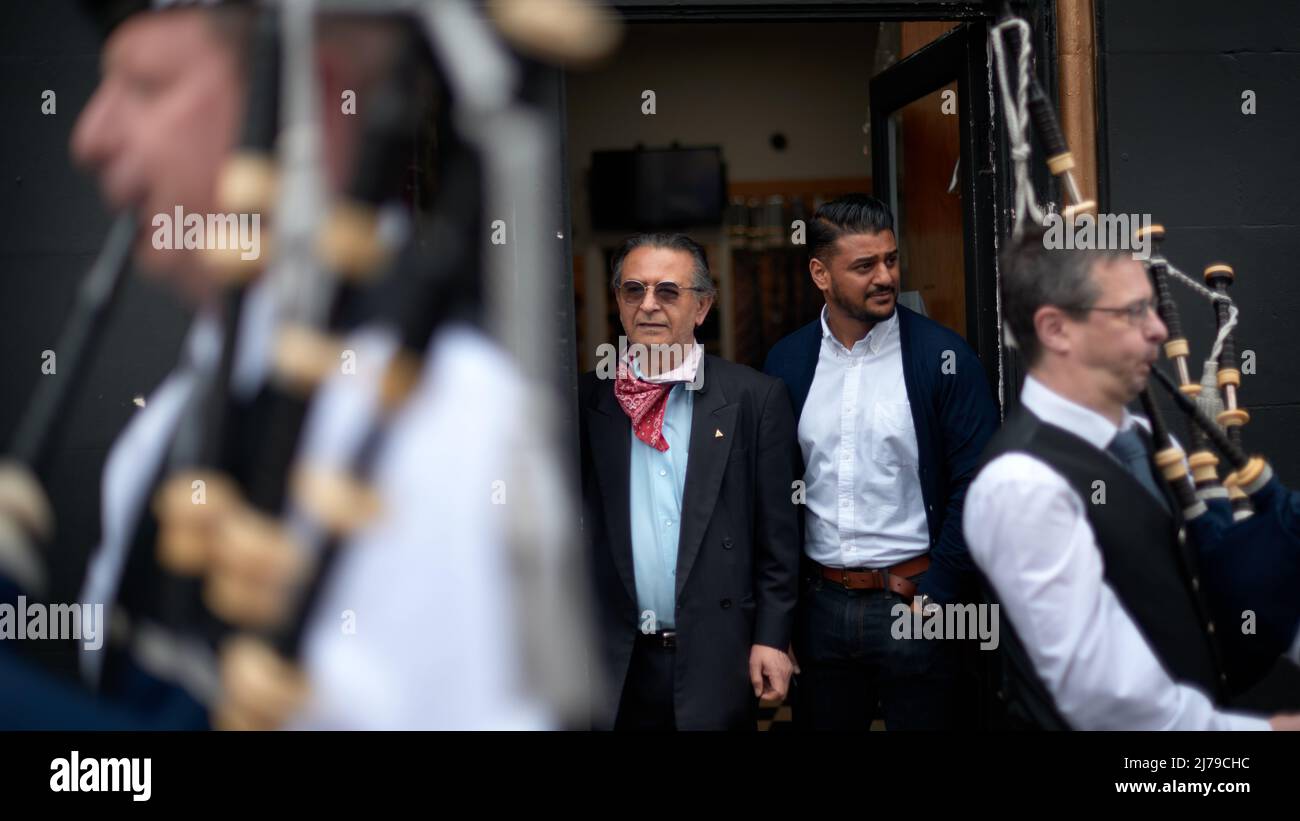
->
[963,453,1270,731]
[284,326,556,730]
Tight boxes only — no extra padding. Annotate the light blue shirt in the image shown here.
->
[629,381,693,631]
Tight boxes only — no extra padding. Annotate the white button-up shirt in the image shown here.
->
[798,307,929,569]
[79,273,557,728]
[963,375,1270,730]
[285,323,557,729]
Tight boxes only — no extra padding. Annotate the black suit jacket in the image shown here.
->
[579,354,801,730]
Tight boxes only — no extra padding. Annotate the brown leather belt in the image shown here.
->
[815,554,930,600]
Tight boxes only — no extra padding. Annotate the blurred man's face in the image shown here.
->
[812,229,900,326]
[1068,257,1168,406]
[615,247,712,351]
[71,10,243,302]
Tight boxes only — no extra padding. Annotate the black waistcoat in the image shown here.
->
[976,408,1227,729]
[103,383,284,694]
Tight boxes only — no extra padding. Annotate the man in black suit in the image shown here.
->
[579,233,801,730]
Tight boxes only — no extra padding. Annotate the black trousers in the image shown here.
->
[614,636,677,731]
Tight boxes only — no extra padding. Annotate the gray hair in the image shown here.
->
[610,232,716,298]
[1000,227,1129,366]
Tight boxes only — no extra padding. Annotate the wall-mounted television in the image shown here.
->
[589,146,726,231]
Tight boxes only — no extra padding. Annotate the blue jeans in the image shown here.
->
[793,571,963,731]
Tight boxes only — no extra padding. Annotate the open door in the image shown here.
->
[870,22,1003,402]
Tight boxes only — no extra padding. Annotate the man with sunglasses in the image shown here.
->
[578,233,800,730]
[963,228,1300,730]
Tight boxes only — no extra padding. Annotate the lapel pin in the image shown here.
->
[714,428,724,439]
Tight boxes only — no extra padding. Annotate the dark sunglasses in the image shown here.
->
[615,279,710,306]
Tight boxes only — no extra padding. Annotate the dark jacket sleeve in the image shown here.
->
[751,377,802,650]
[917,342,1000,604]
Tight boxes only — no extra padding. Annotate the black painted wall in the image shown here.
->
[1098,0,1300,484]
[0,2,191,633]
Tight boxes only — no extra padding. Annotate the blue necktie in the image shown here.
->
[1106,427,1171,514]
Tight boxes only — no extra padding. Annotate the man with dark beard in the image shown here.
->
[764,194,999,730]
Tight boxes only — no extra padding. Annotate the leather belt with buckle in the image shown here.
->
[637,630,677,650]
[815,554,930,600]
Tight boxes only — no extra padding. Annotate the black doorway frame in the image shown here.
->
[869,22,1000,392]
[612,1,991,22]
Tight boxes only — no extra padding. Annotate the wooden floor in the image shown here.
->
[757,704,885,731]
[756,704,793,731]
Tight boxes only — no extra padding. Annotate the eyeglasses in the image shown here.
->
[615,279,710,306]
[1079,298,1158,326]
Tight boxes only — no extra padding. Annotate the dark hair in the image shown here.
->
[808,193,896,262]
[999,227,1129,366]
[610,232,716,297]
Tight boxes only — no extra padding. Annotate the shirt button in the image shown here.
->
[659,469,667,477]
[665,519,673,527]
[1191,576,1201,592]
[1207,622,1217,635]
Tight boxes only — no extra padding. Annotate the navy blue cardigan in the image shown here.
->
[762,305,1000,604]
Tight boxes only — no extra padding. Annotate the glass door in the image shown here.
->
[870,22,1003,402]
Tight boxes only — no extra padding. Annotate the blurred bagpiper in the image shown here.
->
[0,0,621,729]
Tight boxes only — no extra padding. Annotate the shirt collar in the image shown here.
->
[819,304,896,356]
[1020,374,1143,450]
[630,339,703,384]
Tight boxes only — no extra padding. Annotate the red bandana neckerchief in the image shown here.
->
[613,345,701,452]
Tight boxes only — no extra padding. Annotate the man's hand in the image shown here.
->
[214,636,309,731]
[1268,713,1300,731]
[0,460,52,596]
[750,644,793,706]
[911,596,942,617]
